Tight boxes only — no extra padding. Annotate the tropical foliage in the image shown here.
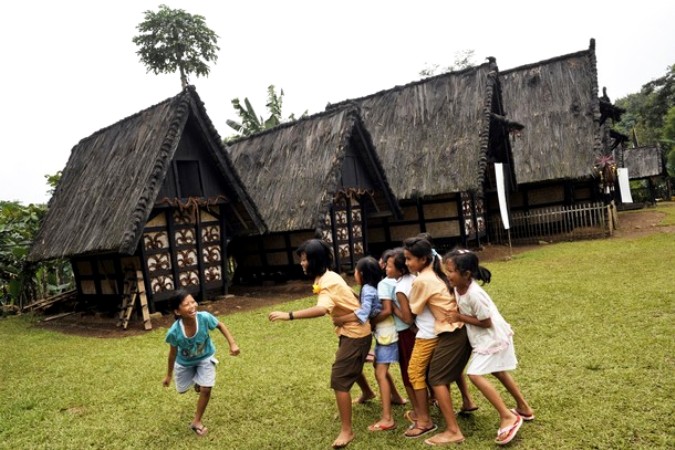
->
[0,173,73,307]
[226,85,306,138]
[132,4,219,89]
[615,63,675,177]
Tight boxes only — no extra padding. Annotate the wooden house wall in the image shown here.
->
[71,254,141,312]
[367,194,477,255]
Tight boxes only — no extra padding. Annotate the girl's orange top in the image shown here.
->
[315,270,371,338]
[409,265,463,335]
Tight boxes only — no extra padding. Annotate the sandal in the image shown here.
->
[404,422,437,438]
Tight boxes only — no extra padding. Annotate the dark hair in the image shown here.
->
[380,248,395,265]
[169,289,192,320]
[403,236,450,289]
[416,232,434,247]
[390,248,409,275]
[296,239,333,277]
[443,249,492,284]
[355,256,383,288]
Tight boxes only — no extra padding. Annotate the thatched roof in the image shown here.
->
[328,62,498,199]
[29,86,264,262]
[620,146,664,179]
[227,107,401,233]
[500,39,602,184]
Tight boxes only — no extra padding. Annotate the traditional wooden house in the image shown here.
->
[616,145,666,203]
[327,60,516,252]
[28,86,265,311]
[494,39,615,241]
[226,106,401,278]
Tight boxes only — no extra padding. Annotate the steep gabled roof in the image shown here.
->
[29,86,264,262]
[500,39,602,184]
[328,62,498,199]
[227,107,401,233]
[620,146,665,179]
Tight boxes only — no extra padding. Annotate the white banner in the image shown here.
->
[617,168,633,203]
[495,163,510,229]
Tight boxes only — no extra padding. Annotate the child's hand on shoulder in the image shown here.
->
[230,344,240,356]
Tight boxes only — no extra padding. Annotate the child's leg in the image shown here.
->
[373,363,394,425]
[353,372,376,404]
[334,390,355,447]
[386,371,406,405]
[468,374,519,435]
[492,371,533,416]
[455,374,478,411]
[425,384,464,444]
[193,386,211,428]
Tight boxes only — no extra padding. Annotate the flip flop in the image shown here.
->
[190,424,208,436]
[511,408,535,421]
[495,415,523,445]
[404,410,417,424]
[404,422,438,438]
[368,421,397,432]
[457,406,479,416]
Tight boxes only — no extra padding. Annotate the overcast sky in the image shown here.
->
[2,0,674,205]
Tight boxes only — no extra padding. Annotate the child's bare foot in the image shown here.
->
[424,430,465,445]
[352,392,376,404]
[190,423,208,436]
[331,431,354,448]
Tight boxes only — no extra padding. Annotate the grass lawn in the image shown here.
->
[1,203,674,449]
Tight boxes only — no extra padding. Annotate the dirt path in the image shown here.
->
[35,205,674,338]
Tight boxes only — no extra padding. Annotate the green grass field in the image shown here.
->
[2,203,674,449]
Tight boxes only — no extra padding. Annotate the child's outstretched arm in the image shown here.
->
[269,306,327,322]
[162,345,177,387]
[217,322,240,356]
[446,311,492,328]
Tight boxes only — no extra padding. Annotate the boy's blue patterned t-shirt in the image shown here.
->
[165,311,219,366]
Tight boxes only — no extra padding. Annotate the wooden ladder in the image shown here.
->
[117,270,152,330]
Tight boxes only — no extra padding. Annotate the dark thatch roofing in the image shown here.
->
[500,39,602,184]
[619,146,665,179]
[29,86,264,262]
[328,62,498,199]
[226,107,401,233]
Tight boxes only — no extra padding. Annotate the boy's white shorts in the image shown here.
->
[174,356,218,393]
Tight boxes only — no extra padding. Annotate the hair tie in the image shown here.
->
[431,248,439,260]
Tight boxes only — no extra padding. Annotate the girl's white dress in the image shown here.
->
[456,281,517,375]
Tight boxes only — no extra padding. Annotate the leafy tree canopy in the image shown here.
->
[615,64,675,177]
[132,4,219,88]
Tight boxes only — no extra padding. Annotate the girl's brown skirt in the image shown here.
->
[427,326,471,387]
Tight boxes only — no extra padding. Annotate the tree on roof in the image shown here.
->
[226,85,306,138]
[132,4,219,88]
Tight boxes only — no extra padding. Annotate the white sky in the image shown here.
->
[1,0,674,205]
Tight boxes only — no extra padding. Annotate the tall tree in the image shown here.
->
[226,85,306,138]
[132,4,219,88]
